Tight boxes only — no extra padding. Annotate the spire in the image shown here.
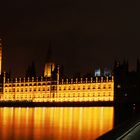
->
[137,58,140,72]
[45,41,53,63]
[44,41,55,78]
[114,59,120,68]
[0,38,2,47]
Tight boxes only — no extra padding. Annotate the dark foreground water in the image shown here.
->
[0,107,114,140]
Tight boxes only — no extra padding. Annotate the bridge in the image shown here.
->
[97,114,140,140]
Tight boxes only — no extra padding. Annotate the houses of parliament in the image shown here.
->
[0,40,114,103]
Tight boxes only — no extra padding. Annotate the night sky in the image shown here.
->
[0,0,140,77]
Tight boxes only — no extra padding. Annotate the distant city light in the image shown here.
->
[95,69,101,76]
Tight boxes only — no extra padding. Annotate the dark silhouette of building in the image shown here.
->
[114,59,140,104]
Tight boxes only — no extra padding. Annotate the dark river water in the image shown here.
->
[0,107,114,140]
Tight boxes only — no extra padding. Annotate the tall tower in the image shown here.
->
[0,39,2,75]
[44,41,55,78]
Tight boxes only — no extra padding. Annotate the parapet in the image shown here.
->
[4,76,114,85]
[59,76,114,85]
[5,76,46,83]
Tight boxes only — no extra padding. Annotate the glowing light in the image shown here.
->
[1,76,114,102]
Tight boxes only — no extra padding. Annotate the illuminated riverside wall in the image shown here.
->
[0,76,114,102]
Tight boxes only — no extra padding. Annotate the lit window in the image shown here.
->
[108,85,111,89]
[117,85,121,88]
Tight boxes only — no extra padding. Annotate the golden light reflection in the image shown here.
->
[0,107,114,140]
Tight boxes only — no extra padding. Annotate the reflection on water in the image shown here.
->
[0,107,114,140]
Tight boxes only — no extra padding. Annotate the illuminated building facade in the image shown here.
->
[0,40,114,103]
[0,76,114,102]
[0,39,2,75]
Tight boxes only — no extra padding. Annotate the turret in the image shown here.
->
[57,65,60,84]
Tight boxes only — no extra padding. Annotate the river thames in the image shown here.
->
[0,107,114,140]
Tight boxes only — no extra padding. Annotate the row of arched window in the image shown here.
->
[4,82,47,87]
[58,85,112,91]
[4,87,50,93]
[4,94,51,99]
[55,92,112,97]
[4,83,112,90]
